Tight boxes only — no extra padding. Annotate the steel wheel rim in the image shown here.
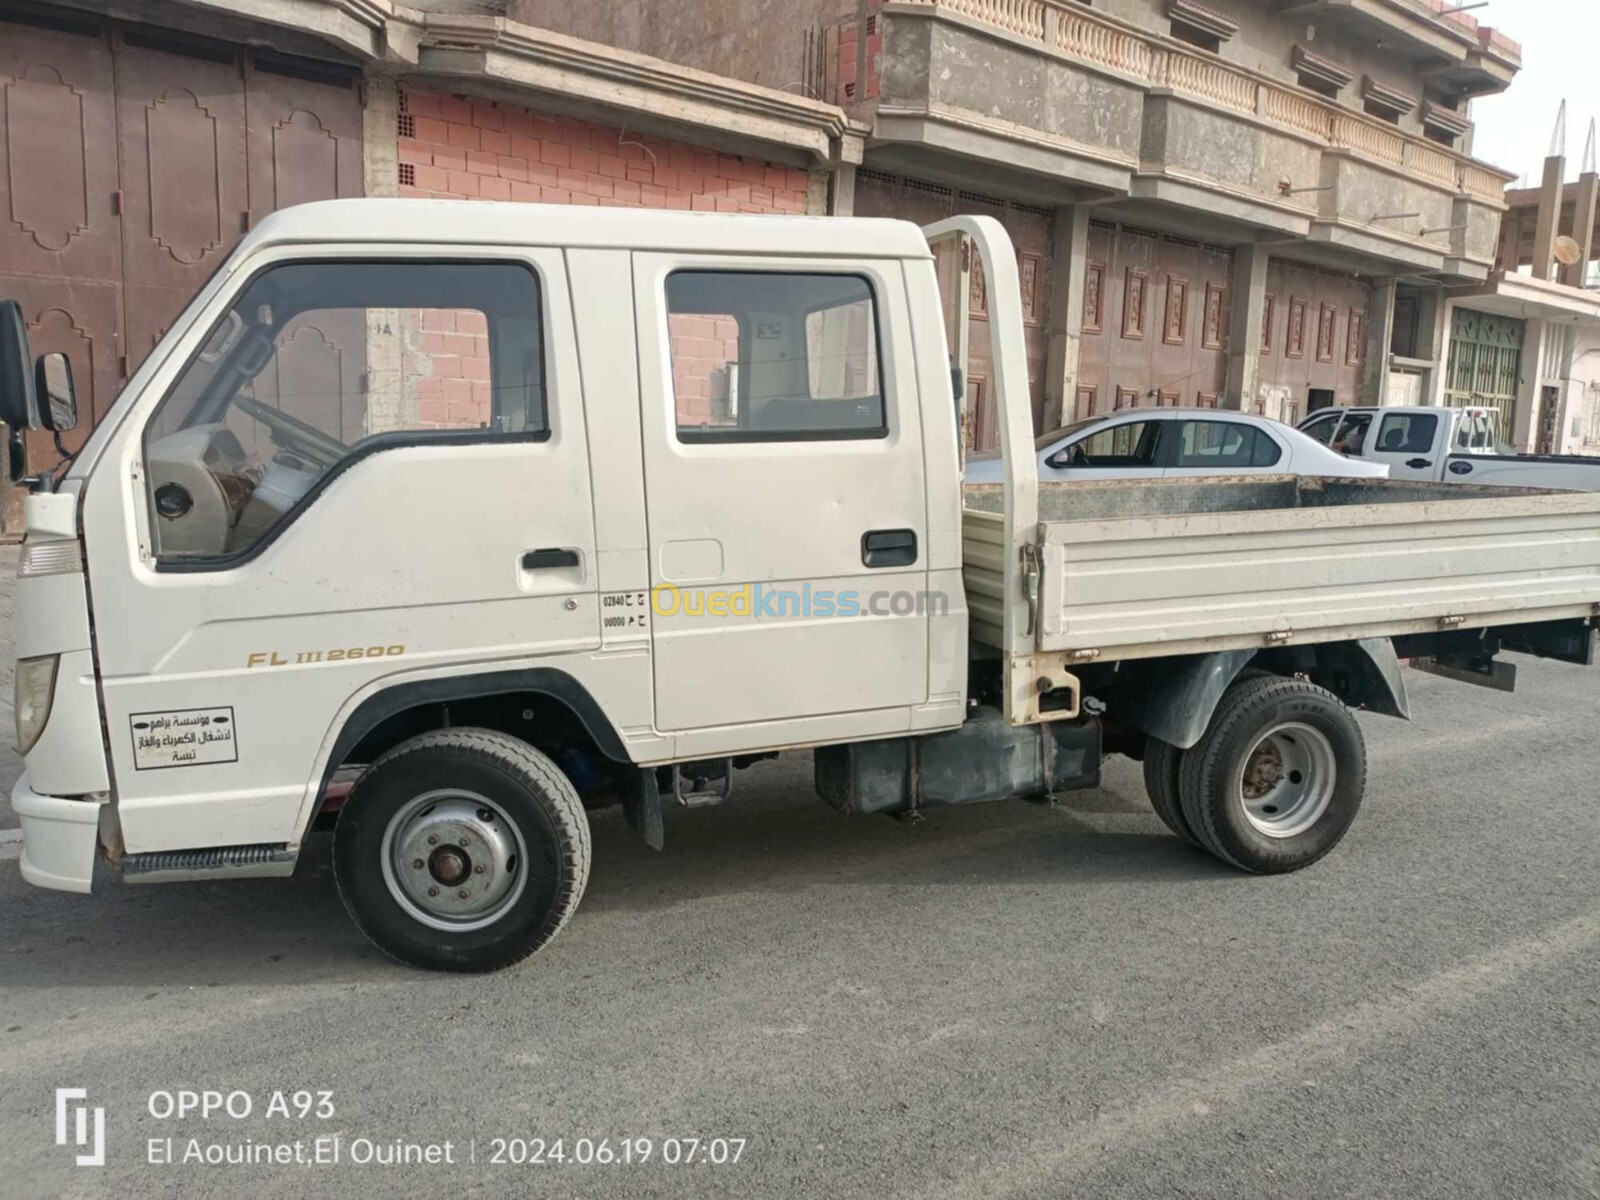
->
[380,789,528,932]
[1235,722,1336,839]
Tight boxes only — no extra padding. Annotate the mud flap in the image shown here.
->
[624,768,664,851]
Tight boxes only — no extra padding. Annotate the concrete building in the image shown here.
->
[0,0,1525,495]
[517,0,1523,443]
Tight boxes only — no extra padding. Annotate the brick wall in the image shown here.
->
[395,88,810,213]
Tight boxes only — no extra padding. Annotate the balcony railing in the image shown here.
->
[891,0,1515,203]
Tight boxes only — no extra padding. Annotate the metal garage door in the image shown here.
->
[0,8,362,524]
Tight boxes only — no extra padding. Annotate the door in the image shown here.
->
[633,254,929,734]
[82,248,599,853]
[1366,410,1443,479]
[1040,414,1170,481]
[1158,416,1286,477]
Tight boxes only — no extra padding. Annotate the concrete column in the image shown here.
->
[1531,154,1566,283]
[1042,204,1089,431]
[1563,172,1599,289]
[362,75,399,199]
[1418,290,1450,405]
[1223,244,1270,411]
[1361,278,1398,405]
[827,164,857,216]
[1512,318,1547,451]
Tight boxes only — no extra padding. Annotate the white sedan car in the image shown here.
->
[963,408,1390,484]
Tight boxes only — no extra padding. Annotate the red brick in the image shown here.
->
[582,176,614,199]
[397,137,434,164]
[751,185,774,206]
[440,377,473,403]
[411,163,450,192]
[691,194,717,212]
[569,147,599,174]
[650,165,677,190]
[445,170,480,197]
[567,192,598,206]
[422,310,457,333]
[625,161,655,183]
[437,94,473,124]
[412,116,450,145]
[418,398,450,425]
[431,145,467,172]
[502,109,537,137]
[458,311,487,335]
[497,156,528,182]
[402,90,440,119]
[479,129,510,156]
[667,144,698,170]
[509,180,542,202]
[479,175,511,201]
[741,159,769,184]
[446,123,481,150]
[540,187,572,205]
[471,101,504,130]
[664,191,693,210]
[524,161,560,187]
[677,170,704,192]
[639,183,668,206]
[613,178,642,204]
[539,142,570,167]
[432,355,462,378]
[509,134,542,161]
[462,355,491,382]
[534,117,566,142]
[466,149,498,175]
[596,154,628,179]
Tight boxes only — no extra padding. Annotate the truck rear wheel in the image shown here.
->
[333,728,591,972]
[1141,738,1197,845]
[1178,676,1366,874]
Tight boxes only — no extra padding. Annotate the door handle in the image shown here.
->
[861,528,918,568]
[521,547,580,570]
[1405,458,1432,469]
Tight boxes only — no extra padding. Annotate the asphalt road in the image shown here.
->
[0,575,1597,1196]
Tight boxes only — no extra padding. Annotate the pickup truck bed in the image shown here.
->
[964,474,1600,660]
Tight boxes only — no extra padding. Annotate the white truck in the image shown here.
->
[6,201,1600,972]
[1301,404,1600,489]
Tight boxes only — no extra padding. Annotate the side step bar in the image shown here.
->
[123,843,296,884]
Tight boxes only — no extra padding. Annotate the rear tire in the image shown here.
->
[334,727,591,972]
[1178,676,1366,874]
[1141,738,1197,845]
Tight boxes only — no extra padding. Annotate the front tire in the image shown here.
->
[334,728,591,972]
[1178,676,1366,874]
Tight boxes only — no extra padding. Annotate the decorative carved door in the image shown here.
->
[0,13,362,527]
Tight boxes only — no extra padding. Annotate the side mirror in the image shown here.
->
[35,352,77,433]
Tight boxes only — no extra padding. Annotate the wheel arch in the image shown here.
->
[1119,638,1408,752]
[302,668,631,843]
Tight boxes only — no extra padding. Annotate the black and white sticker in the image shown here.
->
[130,707,238,770]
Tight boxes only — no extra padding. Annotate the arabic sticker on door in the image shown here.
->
[130,707,238,770]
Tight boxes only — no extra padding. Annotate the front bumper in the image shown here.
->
[13,774,104,893]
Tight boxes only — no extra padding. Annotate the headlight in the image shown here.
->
[15,655,59,755]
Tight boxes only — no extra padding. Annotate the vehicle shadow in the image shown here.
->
[0,761,1232,989]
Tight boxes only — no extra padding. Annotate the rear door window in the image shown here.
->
[1171,420,1282,469]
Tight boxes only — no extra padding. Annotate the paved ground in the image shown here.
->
[0,567,1597,1196]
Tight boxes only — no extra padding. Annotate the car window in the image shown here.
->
[1375,413,1438,454]
[144,259,546,563]
[665,271,884,442]
[1052,419,1161,468]
[1330,413,1372,456]
[1172,420,1282,469]
[1300,414,1340,445]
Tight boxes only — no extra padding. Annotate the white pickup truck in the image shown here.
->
[1301,404,1600,489]
[6,201,1600,971]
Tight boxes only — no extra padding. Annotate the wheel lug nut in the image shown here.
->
[427,835,438,845]
[427,886,439,897]
[457,889,470,899]
[412,858,424,870]
[473,865,484,875]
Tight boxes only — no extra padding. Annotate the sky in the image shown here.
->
[1470,0,1600,186]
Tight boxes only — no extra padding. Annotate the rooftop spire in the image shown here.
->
[1550,99,1568,160]
[1584,118,1597,176]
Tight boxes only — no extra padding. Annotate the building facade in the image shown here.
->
[0,0,1529,509]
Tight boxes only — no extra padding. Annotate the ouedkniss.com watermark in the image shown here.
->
[648,583,950,619]
[46,1087,748,1175]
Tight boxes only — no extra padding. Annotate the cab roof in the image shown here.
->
[239,199,934,260]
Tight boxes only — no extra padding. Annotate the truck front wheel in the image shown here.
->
[1178,677,1366,874]
[333,728,591,972]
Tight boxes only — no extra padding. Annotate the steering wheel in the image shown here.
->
[232,394,348,466]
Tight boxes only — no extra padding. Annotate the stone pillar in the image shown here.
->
[361,77,405,432]
[1564,171,1599,290]
[1512,318,1547,451]
[1042,204,1089,431]
[1361,278,1398,405]
[827,164,857,216]
[362,75,399,199]
[1224,244,1270,411]
[1531,154,1566,283]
